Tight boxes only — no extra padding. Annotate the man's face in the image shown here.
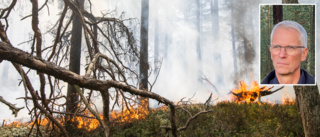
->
[270,26,308,76]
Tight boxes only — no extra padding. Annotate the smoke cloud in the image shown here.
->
[2,0,317,124]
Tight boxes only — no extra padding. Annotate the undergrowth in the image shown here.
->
[109,102,303,137]
[1,102,303,137]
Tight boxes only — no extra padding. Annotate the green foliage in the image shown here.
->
[260,5,315,81]
[111,102,303,136]
[260,5,273,80]
[2,103,303,136]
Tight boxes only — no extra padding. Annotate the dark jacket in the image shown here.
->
[261,69,315,84]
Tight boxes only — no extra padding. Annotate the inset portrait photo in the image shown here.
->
[260,4,316,85]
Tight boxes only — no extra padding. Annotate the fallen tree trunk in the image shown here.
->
[0,41,179,136]
[0,42,173,105]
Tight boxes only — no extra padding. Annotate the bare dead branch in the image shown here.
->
[0,0,17,19]
[31,0,42,58]
[204,93,213,106]
[0,41,181,136]
[202,76,219,94]
[0,0,17,32]
[161,106,213,133]
[73,85,108,136]
[0,96,24,117]
[17,96,67,101]
[177,110,213,131]
[64,0,98,60]
[13,62,69,137]
[20,0,49,21]
[48,3,69,61]
[0,21,10,44]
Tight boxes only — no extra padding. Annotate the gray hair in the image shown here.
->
[270,20,308,48]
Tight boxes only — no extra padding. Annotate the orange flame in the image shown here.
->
[70,111,102,131]
[231,81,269,103]
[3,99,167,131]
[110,99,149,124]
[282,88,295,105]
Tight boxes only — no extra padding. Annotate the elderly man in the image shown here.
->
[261,20,315,84]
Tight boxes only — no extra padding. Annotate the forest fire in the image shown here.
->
[230,81,284,103]
[3,99,168,131]
[282,90,295,105]
[110,99,150,124]
[70,110,101,131]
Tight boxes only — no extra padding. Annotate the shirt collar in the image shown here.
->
[271,69,305,84]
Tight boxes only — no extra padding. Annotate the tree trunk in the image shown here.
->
[211,0,219,41]
[265,5,273,77]
[230,1,237,76]
[154,3,159,74]
[196,0,202,81]
[273,5,283,25]
[294,86,320,137]
[196,0,201,62]
[139,0,149,107]
[66,0,84,129]
[264,5,283,76]
[211,0,223,85]
[101,90,110,137]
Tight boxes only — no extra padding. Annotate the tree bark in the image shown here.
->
[65,0,84,128]
[273,5,283,25]
[101,91,110,137]
[0,41,175,107]
[0,41,180,136]
[294,86,320,137]
[140,0,149,107]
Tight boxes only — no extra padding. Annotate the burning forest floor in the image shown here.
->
[1,101,303,137]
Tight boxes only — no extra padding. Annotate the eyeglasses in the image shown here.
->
[270,45,305,55]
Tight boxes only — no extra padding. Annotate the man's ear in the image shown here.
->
[301,48,308,61]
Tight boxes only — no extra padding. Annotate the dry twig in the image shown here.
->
[0,96,24,117]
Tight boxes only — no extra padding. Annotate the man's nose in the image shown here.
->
[279,47,287,57]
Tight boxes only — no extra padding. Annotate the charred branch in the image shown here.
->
[231,86,284,102]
